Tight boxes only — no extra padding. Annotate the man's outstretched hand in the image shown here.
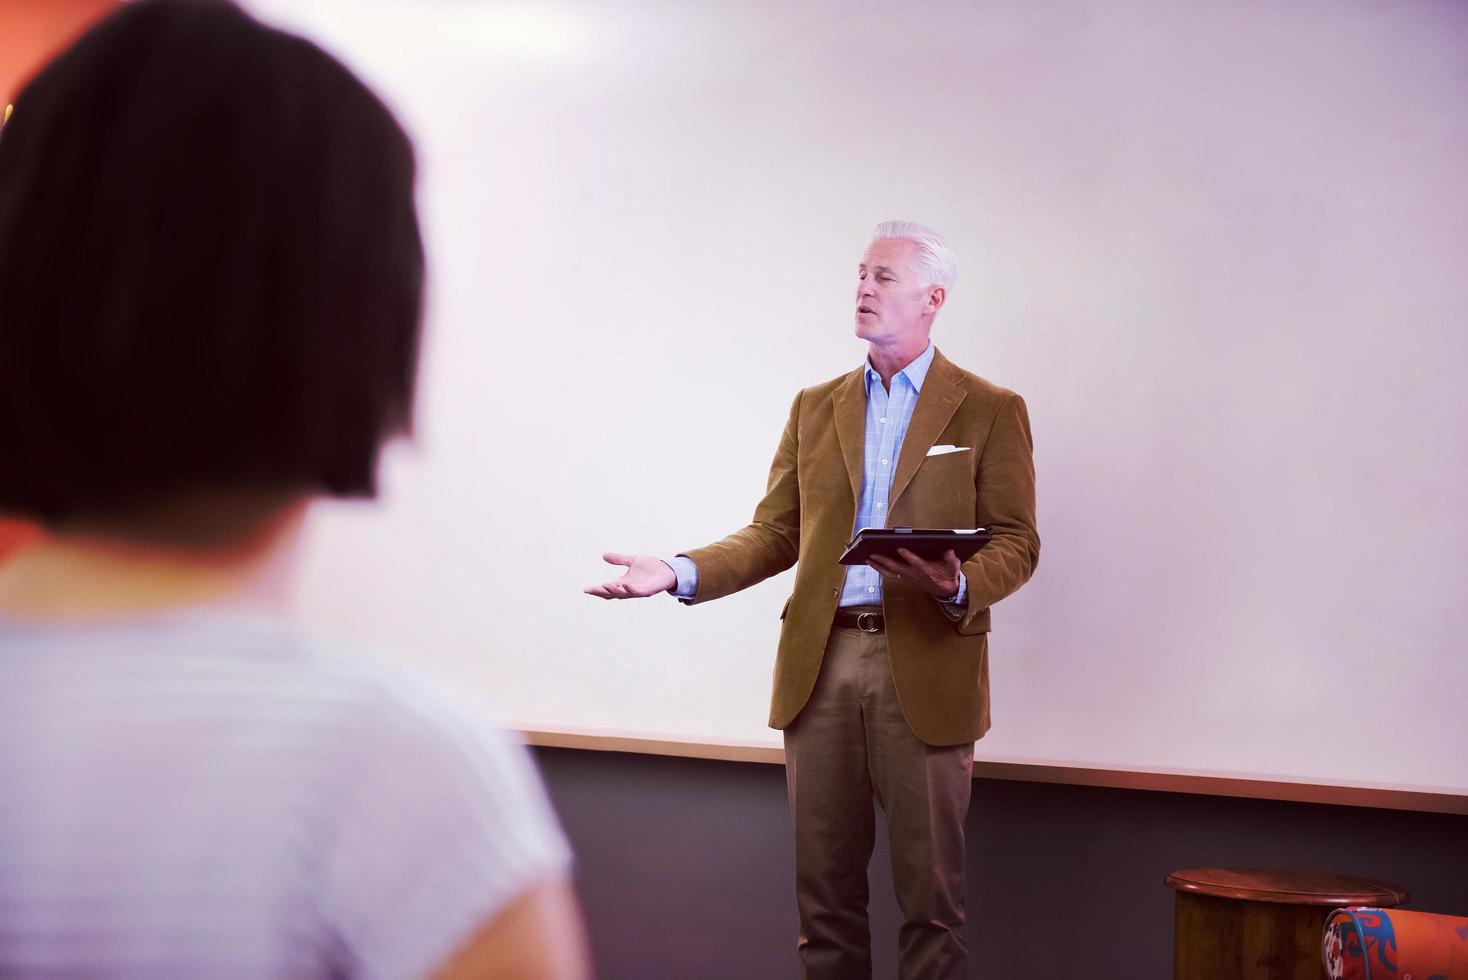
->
[584,552,678,600]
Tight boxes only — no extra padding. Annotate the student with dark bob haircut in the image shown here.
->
[0,2,589,977]
[0,0,420,525]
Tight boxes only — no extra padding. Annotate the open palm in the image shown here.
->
[584,552,677,599]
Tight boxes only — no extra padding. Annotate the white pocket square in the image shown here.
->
[926,444,969,457]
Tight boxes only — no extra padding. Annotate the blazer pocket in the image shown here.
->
[923,445,970,462]
[955,607,992,635]
[916,449,972,479]
[903,450,977,520]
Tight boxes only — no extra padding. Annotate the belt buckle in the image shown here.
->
[856,611,880,634]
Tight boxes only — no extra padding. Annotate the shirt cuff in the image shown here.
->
[666,556,698,600]
[938,574,967,619]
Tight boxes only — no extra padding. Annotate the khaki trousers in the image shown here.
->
[783,621,975,980]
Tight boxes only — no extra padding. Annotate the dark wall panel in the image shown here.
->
[533,747,1468,980]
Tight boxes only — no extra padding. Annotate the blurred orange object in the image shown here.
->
[1,0,116,104]
[0,519,44,564]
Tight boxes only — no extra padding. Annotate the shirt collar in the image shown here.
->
[865,341,936,392]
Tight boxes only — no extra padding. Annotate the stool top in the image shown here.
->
[1165,867,1410,907]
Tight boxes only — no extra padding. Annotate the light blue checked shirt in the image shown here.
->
[668,342,967,610]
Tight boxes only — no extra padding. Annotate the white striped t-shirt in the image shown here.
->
[0,611,571,979]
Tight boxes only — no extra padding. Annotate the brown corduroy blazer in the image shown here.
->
[680,347,1040,747]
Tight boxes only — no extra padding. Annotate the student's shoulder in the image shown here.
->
[203,617,523,764]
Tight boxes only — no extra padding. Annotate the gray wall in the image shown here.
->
[533,747,1468,980]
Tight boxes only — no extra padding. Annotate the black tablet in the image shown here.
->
[837,527,991,566]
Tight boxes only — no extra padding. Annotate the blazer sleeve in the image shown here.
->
[959,391,1040,628]
[677,391,803,604]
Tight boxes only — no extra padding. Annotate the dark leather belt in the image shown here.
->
[834,608,885,633]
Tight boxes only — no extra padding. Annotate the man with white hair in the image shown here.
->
[589,221,1039,979]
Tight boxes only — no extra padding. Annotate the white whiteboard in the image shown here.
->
[249,0,1468,795]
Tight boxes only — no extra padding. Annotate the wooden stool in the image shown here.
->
[1165,867,1410,980]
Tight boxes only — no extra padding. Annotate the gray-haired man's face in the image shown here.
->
[855,237,937,348]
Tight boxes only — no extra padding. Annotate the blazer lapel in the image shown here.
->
[831,367,867,507]
[888,348,967,507]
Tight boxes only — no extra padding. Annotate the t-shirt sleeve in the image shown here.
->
[314,673,572,980]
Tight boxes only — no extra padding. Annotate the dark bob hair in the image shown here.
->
[0,0,423,525]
